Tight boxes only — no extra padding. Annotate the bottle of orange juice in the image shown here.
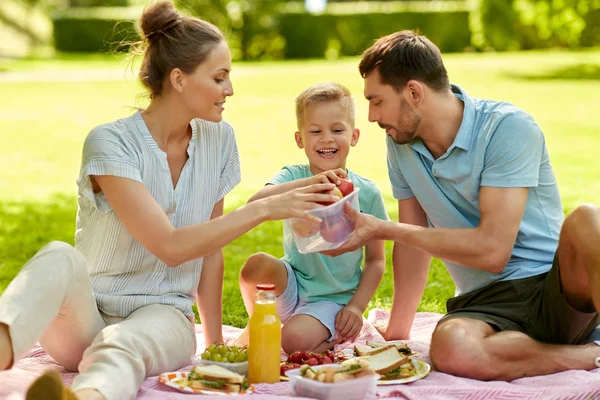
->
[248,283,281,384]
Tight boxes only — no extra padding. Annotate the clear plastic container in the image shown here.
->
[285,363,379,400]
[191,357,249,377]
[286,188,360,254]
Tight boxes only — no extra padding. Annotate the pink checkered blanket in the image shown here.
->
[1,309,599,399]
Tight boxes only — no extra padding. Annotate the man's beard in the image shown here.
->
[379,120,419,145]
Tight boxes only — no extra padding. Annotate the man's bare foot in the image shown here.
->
[0,323,13,370]
[233,326,250,347]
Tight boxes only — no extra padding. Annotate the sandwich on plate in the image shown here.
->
[300,358,375,383]
[366,340,414,356]
[365,347,417,380]
[187,364,249,393]
[353,343,397,357]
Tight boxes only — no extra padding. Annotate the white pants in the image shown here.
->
[0,241,197,400]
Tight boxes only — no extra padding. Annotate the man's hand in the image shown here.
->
[321,202,384,257]
[308,169,348,186]
[335,304,363,342]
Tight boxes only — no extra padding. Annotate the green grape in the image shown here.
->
[201,351,211,360]
[226,352,236,362]
[207,344,218,354]
[211,353,223,362]
[234,352,245,363]
[219,345,228,357]
[230,346,239,354]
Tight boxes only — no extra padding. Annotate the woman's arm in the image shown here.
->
[93,175,337,267]
[196,198,225,345]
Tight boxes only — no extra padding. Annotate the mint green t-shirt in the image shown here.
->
[269,165,389,305]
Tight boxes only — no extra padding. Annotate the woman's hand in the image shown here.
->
[307,168,348,186]
[257,183,338,222]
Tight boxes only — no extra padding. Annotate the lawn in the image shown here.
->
[1,49,599,327]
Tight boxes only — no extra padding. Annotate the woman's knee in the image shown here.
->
[431,319,498,380]
[38,241,87,276]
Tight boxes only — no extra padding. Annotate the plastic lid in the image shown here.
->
[256,283,276,291]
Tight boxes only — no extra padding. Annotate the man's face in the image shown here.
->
[364,69,421,145]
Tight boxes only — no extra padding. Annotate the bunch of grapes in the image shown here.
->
[200,344,248,363]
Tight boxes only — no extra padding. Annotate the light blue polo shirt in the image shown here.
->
[270,165,389,304]
[387,84,564,296]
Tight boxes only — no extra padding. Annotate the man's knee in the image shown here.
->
[281,326,316,354]
[431,319,499,380]
[565,204,600,231]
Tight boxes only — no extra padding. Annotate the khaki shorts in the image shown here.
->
[439,255,599,344]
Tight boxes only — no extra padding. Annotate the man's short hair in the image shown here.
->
[295,82,355,130]
[359,30,450,92]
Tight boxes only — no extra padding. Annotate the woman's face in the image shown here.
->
[181,41,234,122]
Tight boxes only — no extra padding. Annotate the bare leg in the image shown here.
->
[556,204,600,312]
[431,318,600,381]
[282,314,332,354]
[236,253,288,346]
[0,323,12,370]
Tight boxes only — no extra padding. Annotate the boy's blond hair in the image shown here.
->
[295,82,355,130]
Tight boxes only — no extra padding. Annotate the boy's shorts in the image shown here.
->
[438,254,600,344]
[277,260,343,341]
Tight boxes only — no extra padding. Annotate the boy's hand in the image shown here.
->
[309,169,348,186]
[335,304,363,342]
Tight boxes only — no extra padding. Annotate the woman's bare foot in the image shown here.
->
[0,323,13,370]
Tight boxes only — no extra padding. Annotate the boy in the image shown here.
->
[236,82,388,354]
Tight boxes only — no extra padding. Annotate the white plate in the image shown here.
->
[377,359,431,385]
[158,371,253,395]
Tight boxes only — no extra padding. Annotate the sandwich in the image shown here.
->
[299,358,375,383]
[187,364,249,393]
[354,343,396,357]
[366,340,414,356]
[365,347,417,380]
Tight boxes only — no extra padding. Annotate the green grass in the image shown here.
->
[1,49,599,327]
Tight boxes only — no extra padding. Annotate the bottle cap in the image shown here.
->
[256,283,276,291]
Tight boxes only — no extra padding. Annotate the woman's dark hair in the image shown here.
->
[359,30,449,92]
[136,1,224,99]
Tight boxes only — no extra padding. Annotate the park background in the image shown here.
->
[0,0,598,327]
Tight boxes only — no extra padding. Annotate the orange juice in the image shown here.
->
[248,284,281,384]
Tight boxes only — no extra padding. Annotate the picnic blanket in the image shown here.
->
[1,309,599,399]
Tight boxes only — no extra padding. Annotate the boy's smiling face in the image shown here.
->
[295,101,360,175]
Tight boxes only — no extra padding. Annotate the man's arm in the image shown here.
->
[380,186,528,273]
[383,198,431,340]
[325,186,528,274]
[196,198,225,345]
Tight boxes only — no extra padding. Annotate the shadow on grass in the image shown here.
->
[0,195,77,293]
[506,64,600,81]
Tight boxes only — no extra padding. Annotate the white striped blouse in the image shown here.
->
[75,111,240,319]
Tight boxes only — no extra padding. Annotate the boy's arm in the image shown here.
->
[335,238,385,341]
[248,168,347,203]
[196,198,225,345]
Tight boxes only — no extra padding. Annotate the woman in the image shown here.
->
[0,2,338,399]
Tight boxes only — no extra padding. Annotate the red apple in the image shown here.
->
[291,218,320,238]
[319,213,354,243]
[336,178,354,197]
[317,186,343,206]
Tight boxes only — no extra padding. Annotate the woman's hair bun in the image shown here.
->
[139,1,181,40]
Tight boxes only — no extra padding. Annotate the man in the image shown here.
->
[326,30,600,380]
